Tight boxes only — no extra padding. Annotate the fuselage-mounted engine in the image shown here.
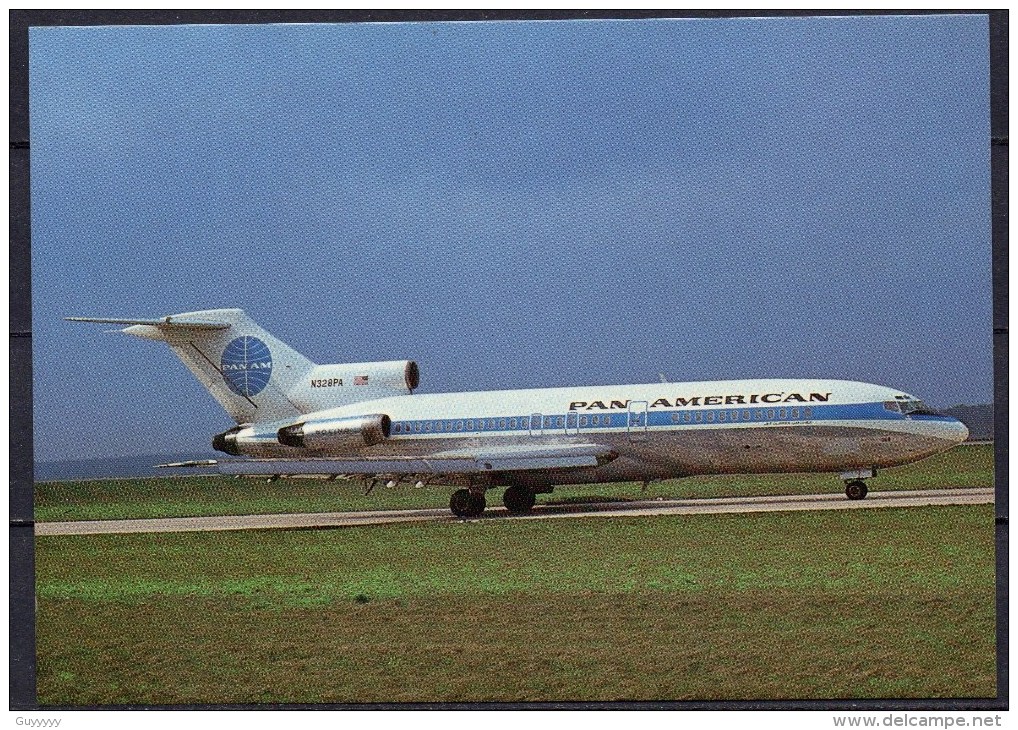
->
[213,413,391,457]
[277,414,391,451]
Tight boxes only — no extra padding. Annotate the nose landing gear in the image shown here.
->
[844,480,869,500]
[840,468,875,501]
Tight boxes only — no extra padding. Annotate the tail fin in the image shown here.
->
[68,309,315,424]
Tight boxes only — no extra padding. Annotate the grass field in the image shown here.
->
[34,443,993,522]
[36,504,995,705]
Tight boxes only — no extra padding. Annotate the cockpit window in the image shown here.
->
[883,401,900,413]
[898,399,939,416]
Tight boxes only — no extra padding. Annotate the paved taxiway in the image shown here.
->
[35,487,993,536]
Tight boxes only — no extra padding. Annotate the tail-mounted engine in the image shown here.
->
[293,360,419,413]
[278,414,391,450]
[213,414,391,457]
[212,425,245,456]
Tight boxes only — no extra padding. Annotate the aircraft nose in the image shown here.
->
[941,418,969,444]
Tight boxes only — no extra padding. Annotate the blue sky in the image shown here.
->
[29,16,991,460]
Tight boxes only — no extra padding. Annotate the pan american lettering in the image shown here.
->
[568,392,832,411]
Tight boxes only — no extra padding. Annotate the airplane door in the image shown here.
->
[566,411,579,434]
[529,413,543,436]
[628,401,649,442]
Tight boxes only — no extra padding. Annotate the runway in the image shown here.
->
[35,487,994,536]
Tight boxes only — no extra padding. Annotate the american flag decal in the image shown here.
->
[354,375,369,386]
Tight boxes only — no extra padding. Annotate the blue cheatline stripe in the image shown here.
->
[386,401,956,437]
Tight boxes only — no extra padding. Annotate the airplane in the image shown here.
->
[68,308,970,517]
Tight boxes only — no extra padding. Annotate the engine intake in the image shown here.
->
[278,413,391,450]
[404,361,420,391]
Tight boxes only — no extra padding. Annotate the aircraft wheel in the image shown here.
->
[503,485,536,514]
[468,492,487,517]
[450,489,486,517]
[845,480,868,500]
[450,489,473,517]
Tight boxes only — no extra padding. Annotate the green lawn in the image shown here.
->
[34,443,993,522]
[36,505,996,704]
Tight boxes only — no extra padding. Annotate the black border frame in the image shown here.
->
[9,8,1008,712]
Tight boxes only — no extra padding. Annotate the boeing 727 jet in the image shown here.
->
[69,309,969,517]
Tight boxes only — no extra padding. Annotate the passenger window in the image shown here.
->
[557,416,564,428]
[671,413,679,423]
[695,413,702,423]
[684,413,691,423]
[719,411,726,422]
[766,409,775,420]
[499,419,506,429]
[487,419,495,429]
[778,409,786,420]
[510,418,517,429]
[804,408,812,419]
[791,408,799,419]
[580,415,588,426]
[743,410,751,420]
[436,422,443,432]
[731,410,738,421]
[456,421,463,431]
[706,412,715,422]
[466,420,474,430]
[415,422,422,433]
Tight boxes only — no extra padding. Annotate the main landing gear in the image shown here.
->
[450,489,486,518]
[844,480,869,501]
[502,485,537,515]
[449,485,538,517]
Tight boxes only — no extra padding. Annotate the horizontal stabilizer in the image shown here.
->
[66,316,230,330]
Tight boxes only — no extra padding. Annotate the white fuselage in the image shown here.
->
[227,378,969,487]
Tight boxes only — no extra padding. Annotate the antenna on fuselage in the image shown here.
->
[659,372,669,383]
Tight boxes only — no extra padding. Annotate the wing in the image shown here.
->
[159,443,618,484]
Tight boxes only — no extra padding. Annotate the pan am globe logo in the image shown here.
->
[220,336,273,397]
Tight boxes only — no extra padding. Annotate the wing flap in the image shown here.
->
[215,455,604,476]
[157,443,618,477]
